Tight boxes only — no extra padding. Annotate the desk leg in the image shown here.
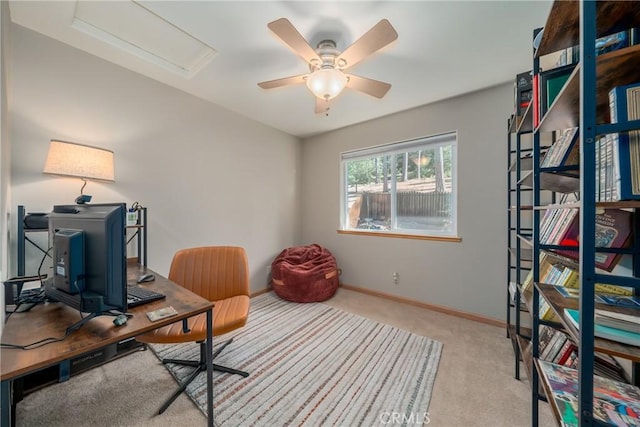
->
[206,308,213,427]
[1,379,14,427]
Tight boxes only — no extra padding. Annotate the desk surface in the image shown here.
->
[1,265,214,381]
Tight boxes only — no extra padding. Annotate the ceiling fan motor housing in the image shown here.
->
[309,40,345,71]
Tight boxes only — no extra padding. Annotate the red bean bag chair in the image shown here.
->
[271,244,339,302]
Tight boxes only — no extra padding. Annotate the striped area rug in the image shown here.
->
[150,292,442,426]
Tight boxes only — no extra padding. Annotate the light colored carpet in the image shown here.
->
[151,292,442,426]
[15,288,555,426]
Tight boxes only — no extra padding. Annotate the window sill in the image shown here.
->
[337,229,462,242]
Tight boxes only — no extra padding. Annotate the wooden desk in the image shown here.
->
[1,266,215,427]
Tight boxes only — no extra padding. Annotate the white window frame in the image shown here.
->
[340,132,458,239]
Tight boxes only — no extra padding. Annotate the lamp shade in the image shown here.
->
[306,68,348,100]
[43,140,115,182]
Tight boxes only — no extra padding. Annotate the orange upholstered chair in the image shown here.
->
[137,246,250,414]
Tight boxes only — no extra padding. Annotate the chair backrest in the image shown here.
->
[168,246,249,302]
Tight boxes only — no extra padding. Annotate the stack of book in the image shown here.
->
[596,82,640,202]
[565,308,640,348]
[538,325,626,382]
[540,127,579,169]
[554,286,640,309]
[539,207,579,246]
[521,252,632,299]
[596,310,640,333]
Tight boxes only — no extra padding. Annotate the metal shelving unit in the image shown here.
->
[525,2,640,425]
[17,204,148,276]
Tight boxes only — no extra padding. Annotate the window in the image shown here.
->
[341,132,457,238]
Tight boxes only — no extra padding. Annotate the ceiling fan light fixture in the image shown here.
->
[306,68,348,100]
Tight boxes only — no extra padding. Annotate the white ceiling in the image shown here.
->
[8,1,552,138]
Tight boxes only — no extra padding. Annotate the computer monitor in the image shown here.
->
[45,203,127,314]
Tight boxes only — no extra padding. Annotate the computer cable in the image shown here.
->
[37,245,53,286]
[0,320,81,350]
[4,247,52,320]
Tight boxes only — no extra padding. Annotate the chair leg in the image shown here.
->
[212,363,249,377]
[157,339,249,414]
[212,338,234,358]
[162,358,200,368]
[158,364,205,415]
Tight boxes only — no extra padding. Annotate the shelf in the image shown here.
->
[535,2,640,58]
[534,201,640,210]
[538,44,640,132]
[518,170,580,193]
[508,155,532,172]
[536,283,640,362]
[517,233,533,246]
[507,324,537,393]
[509,247,533,263]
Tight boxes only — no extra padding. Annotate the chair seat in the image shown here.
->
[138,295,250,344]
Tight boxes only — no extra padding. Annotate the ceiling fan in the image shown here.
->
[257,18,398,114]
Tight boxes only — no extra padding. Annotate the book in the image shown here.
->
[533,73,540,128]
[553,285,580,299]
[595,310,640,334]
[549,209,579,246]
[554,208,633,272]
[565,308,640,347]
[553,285,639,308]
[610,82,640,124]
[598,295,640,309]
[541,330,566,360]
[540,64,574,117]
[552,339,573,364]
[539,325,557,354]
[545,332,568,362]
[537,360,640,427]
[514,70,532,116]
[599,132,640,201]
[557,343,576,366]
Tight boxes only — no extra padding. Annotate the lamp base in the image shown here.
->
[75,194,92,204]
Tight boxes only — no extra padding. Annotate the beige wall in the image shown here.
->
[301,83,512,321]
[8,24,302,290]
[7,20,516,322]
[1,2,12,328]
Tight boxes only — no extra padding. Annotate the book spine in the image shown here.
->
[563,269,579,289]
[558,344,577,366]
[552,209,578,245]
[552,339,573,364]
[541,330,562,360]
[594,283,632,296]
[605,133,614,201]
[545,209,568,245]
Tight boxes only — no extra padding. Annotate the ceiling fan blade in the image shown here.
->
[345,74,391,98]
[267,18,321,65]
[258,74,308,89]
[337,19,398,70]
[315,97,331,114]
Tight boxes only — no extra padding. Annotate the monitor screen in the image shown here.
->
[45,203,127,313]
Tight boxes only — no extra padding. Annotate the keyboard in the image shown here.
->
[127,285,166,308]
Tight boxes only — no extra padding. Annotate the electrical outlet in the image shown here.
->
[392,272,399,285]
